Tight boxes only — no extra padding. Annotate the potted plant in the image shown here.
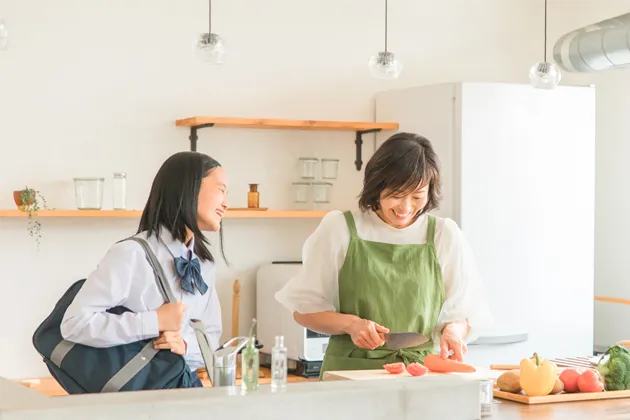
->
[12,187,49,248]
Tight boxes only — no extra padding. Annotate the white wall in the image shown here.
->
[0,0,567,379]
[546,0,630,349]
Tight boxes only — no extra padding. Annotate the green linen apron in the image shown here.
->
[319,211,445,378]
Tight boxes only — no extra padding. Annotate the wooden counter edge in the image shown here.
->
[15,368,316,397]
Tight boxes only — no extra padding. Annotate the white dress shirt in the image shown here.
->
[60,227,222,371]
[275,209,494,344]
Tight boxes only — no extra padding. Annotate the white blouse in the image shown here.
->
[275,209,494,345]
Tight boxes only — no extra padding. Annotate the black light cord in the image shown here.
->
[544,0,547,62]
[385,0,388,52]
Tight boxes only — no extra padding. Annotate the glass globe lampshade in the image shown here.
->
[0,20,8,50]
[195,33,225,64]
[529,61,561,90]
[368,51,402,80]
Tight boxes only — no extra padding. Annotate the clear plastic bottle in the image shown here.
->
[241,335,259,392]
[271,335,287,390]
[113,172,127,210]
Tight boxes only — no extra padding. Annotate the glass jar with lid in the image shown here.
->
[292,182,310,203]
[312,182,332,203]
[321,159,339,179]
[298,158,319,179]
[113,172,127,210]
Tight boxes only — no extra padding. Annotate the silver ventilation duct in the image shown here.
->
[552,12,630,73]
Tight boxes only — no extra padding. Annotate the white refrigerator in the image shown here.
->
[375,82,596,367]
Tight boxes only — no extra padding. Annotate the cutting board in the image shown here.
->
[493,389,630,405]
[490,360,630,405]
[322,367,503,382]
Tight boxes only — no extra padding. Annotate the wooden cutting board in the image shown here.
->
[493,389,630,405]
[490,358,630,405]
[322,367,503,382]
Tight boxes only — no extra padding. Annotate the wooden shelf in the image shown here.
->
[175,116,399,171]
[595,296,630,305]
[0,209,328,219]
[175,116,399,131]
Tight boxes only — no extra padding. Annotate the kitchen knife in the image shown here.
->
[383,332,429,349]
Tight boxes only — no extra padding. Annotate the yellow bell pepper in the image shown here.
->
[519,353,558,396]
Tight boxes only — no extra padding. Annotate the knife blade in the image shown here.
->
[383,332,430,350]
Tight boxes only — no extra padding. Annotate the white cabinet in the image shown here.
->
[375,82,596,366]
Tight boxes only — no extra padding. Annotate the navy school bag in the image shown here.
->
[32,237,214,394]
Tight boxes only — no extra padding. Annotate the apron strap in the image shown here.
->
[342,211,358,238]
[426,215,436,245]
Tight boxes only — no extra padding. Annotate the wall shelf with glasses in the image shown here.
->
[175,116,399,171]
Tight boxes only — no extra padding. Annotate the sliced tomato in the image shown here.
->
[406,362,428,377]
[383,362,406,374]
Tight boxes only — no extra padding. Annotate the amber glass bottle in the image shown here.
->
[248,184,259,208]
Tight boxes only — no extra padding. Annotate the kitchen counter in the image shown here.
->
[322,368,630,419]
[0,375,481,420]
[3,372,630,419]
[493,398,630,419]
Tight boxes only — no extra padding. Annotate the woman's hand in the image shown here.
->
[154,331,187,356]
[440,322,468,362]
[345,318,389,350]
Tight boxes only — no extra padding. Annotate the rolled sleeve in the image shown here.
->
[275,210,349,315]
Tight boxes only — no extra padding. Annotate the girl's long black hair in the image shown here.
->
[138,151,226,264]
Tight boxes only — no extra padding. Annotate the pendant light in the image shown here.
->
[194,0,225,64]
[529,0,561,89]
[0,19,8,50]
[368,0,402,79]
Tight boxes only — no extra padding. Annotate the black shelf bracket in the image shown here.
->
[188,123,215,151]
[355,129,382,171]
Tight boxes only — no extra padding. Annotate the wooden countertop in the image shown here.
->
[15,367,316,397]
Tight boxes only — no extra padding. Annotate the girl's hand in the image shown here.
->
[156,300,187,332]
[154,331,187,356]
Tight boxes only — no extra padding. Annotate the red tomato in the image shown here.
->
[383,362,405,374]
[406,362,428,377]
[559,368,581,393]
[577,369,604,393]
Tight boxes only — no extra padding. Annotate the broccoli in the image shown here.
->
[596,345,630,391]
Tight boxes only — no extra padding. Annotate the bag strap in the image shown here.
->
[101,236,178,393]
[124,237,177,303]
[191,319,215,386]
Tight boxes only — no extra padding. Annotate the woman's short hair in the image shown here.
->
[358,132,442,215]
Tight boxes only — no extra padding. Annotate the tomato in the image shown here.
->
[406,362,428,377]
[383,362,405,374]
[559,368,581,393]
[577,369,604,393]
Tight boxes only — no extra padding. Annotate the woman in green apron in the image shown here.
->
[275,132,493,376]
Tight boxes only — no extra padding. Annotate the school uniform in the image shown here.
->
[60,227,222,379]
[275,209,493,376]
